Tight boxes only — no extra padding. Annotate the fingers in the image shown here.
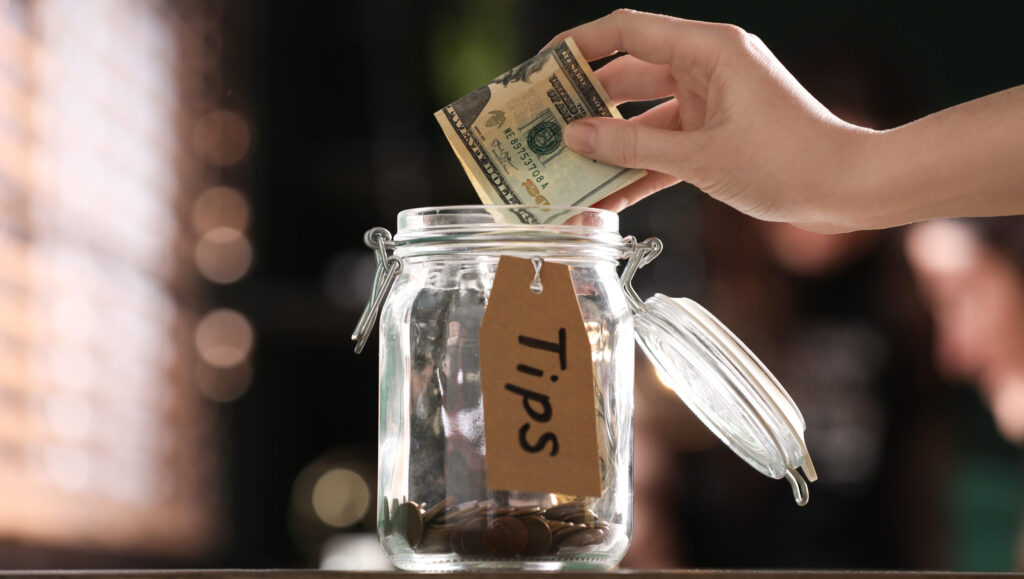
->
[543,9,736,75]
[564,116,699,177]
[591,171,682,213]
[674,89,708,131]
[595,55,676,105]
[631,98,681,130]
[595,54,709,124]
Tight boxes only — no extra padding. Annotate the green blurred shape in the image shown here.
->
[429,0,520,103]
[948,389,1024,571]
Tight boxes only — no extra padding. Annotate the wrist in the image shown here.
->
[854,87,1024,228]
[840,124,932,231]
[846,128,899,230]
[808,123,887,232]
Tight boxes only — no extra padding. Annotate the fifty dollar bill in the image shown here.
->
[435,37,646,224]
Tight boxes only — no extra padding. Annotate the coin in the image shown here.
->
[519,515,553,556]
[483,516,528,557]
[453,518,486,555]
[417,527,452,554]
[423,496,455,525]
[510,505,544,517]
[544,502,585,520]
[559,527,605,548]
[426,521,460,531]
[403,499,614,556]
[438,500,479,523]
[393,502,424,549]
[564,509,598,527]
[552,522,586,541]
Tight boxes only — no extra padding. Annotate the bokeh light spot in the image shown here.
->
[192,109,251,167]
[310,468,370,529]
[196,360,253,403]
[192,185,250,233]
[195,308,254,368]
[195,226,253,284]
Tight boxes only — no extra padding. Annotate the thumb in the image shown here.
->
[563,117,694,177]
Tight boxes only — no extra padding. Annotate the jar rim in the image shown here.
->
[392,205,626,260]
[397,205,618,233]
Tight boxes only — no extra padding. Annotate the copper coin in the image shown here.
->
[510,505,544,517]
[393,502,424,548]
[565,509,598,527]
[519,515,552,556]
[448,524,463,553]
[423,496,455,525]
[544,502,585,520]
[416,527,451,554]
[546,519,570,532]
[439,500,479,523]
[552,522,588,542]
[559,527,605,548]
[491,506,516,517]
[427,521,460,531]
[483,516,528,557]
[455,504,483,522]
[549,522,582,553]
[452,519,485,555]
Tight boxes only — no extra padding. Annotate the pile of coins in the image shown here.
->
[383,497,610,557]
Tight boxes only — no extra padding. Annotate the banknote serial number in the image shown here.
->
[504,127,550,205]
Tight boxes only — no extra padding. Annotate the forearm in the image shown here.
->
[854,85,1024,229]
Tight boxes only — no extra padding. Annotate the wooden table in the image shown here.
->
[0,571,1018,579]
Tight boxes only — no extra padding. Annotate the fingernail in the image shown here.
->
[564,121,596,154]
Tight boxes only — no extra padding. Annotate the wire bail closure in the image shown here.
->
[619,236,664,313]
[352,227,402,354]
[353,230,661,354]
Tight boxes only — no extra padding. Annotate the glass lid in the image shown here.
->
[634,294,818,505]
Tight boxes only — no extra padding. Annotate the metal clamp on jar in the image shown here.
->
[354,205,816,571]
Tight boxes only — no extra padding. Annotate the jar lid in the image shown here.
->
[634,294,818,505]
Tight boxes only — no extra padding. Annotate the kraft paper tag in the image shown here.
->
[479,255,601,497]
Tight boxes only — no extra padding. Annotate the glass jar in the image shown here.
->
[353,205,817,572]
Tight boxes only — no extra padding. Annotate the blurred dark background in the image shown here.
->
[0,0,1022,571]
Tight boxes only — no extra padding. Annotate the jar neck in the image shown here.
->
[393,205,628,263]
[393,233,627,264]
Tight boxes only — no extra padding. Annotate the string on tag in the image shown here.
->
[530,257,544,293]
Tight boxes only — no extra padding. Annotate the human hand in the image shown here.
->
[545,10,875,232]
